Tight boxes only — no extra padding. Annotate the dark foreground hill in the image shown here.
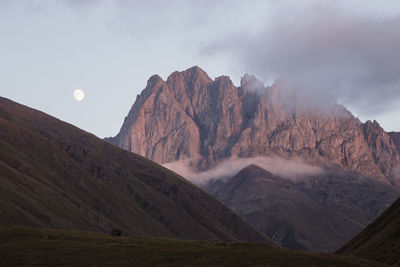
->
[0,97,269,243]
[0,226,384,267]
[337,197,400,266]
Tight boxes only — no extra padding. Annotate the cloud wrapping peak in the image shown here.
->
[205,5,400,115]
[164,156,324,185]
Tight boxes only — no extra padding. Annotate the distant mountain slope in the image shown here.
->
[0,97,270,243]
[108,66,399,181]
[208,165,399,252]
[337,197,400,265]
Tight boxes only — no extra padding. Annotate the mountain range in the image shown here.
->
[1,70,399,264]
[107,66,400,251]
[2,96,393,265]
[107,66,399,181]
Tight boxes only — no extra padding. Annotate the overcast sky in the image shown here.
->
[1,0,400,137]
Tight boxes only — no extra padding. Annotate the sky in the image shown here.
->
[1,0,400,137]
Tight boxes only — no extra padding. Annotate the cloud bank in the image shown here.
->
[164,157,324,185]
[391,166,400,186]
[203,3,400,116]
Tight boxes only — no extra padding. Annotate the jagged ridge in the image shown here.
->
[108,66,399,181]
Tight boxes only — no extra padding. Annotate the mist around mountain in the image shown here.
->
[108,66,400,252]
[0,96,270,243]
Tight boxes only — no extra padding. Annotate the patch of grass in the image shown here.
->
[0,226,384,267]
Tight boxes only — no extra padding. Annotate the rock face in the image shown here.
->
[108,66,399,180]
[388,132,400,154]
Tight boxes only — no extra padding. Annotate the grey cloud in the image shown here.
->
[203,4,400,115]
[164,157,324,185]
[392,165,400,186]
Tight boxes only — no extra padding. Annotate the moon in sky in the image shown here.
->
[73,89,85,101]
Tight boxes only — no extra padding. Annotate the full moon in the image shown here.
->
[73,89,85,101]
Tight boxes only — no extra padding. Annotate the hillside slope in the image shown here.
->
[337,197,400,266]
[0,97,270,243]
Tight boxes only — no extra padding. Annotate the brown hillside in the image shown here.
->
[337,197,400,266]
[0,97,271,243]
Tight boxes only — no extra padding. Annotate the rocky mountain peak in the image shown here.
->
[183,65,211,79]
[147,74,165,88]
[167,66,212,88]
[240,74,265,92]
[364,120,382,132]
[236,164,275,179]
[108,67,400,181]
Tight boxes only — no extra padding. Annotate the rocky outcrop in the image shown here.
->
[388,132,400,154]
[108,66,399,180]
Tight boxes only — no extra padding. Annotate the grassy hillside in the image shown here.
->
[0,97,269,243]
[0,226,384,267]
[337,197,400,266]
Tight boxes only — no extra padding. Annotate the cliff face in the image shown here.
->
[108,66,399,180]
[388,132,400,154]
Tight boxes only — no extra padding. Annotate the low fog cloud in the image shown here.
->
[391,166,400,186]
[204,4,400,115]
[164,156,324,185]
